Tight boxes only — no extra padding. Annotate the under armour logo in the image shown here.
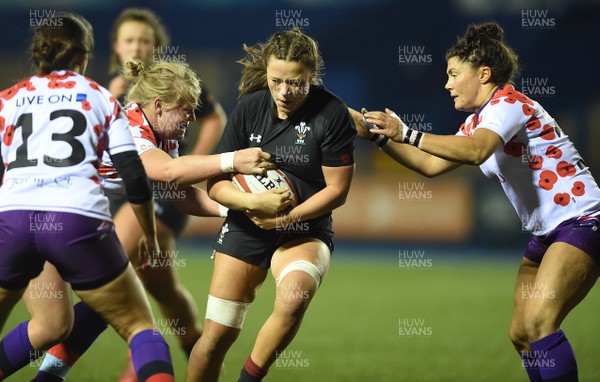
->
[250,134,262,143]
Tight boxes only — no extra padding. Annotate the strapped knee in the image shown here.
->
[276,260,322,289]
[205,295,250,329]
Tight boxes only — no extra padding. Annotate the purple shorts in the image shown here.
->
[524,216,600,265]
[0,211,129,290]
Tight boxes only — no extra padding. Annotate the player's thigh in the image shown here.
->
[209,252,268,303]
[509,257,539,345]
[24,261,73,327]
[75,264,153,343]
[270,237,331,283]
[525,242,599,327]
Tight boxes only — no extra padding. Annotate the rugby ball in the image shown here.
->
[231,169,298,206]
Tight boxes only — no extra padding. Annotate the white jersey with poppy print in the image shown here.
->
[457,85,600,235]
[0,70,136,221]
[100,102,179,199]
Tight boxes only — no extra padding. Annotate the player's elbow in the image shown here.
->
[154,162,181,184]
[467,144,492,166]
[331,187,350,208]
[420,170,439,179]
[470,150,490,166]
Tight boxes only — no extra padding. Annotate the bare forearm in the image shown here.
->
[418,133,490,165]
[381,140,461,177]
[208,177,258,211]
[157,154,223,185]
[129,201,157,238]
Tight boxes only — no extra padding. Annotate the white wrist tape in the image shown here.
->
[217,203,229,218]
[220,151,235,173]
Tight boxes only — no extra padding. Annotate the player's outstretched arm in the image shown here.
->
[350,107,460,177]
[139,147,273,185]
[367,108,503,166]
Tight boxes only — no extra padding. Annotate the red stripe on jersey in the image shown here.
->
[98,165,117,175]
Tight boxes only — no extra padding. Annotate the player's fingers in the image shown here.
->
[365,116,387,128]
[385,107,397,115]
[370,128,387,135]
[259,151,272,160]
[277,199,293,212]
[250,167,268,176]
[364,110,386,119]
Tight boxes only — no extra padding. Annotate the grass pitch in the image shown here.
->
[3,243,600,381]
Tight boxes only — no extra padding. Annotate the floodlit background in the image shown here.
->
[1,1,599,381]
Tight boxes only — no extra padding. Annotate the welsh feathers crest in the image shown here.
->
[294,122,310,145]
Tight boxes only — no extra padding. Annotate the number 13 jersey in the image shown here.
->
[0,70,136,221]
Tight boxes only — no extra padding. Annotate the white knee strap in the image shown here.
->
[276,260,322,289]
[205,295,250,329]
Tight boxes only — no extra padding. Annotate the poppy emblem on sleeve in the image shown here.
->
[538,170,557,191]
[556,161,576,177]
[539,125,555,140]
[503,140,525,157]
[553,193,570,207]
[522,104,535,116]
[572,181,585,197]
[528,155,543,170]
[545,146,562,159]
[526,117,541,131]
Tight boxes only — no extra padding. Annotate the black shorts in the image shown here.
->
[111,197,189,237]
[213,211,334,269]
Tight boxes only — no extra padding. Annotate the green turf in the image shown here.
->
[3,246,600,381]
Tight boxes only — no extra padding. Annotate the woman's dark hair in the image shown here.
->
[237,27,324,100]
[31,12,94,75]
[445,22,519,85]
